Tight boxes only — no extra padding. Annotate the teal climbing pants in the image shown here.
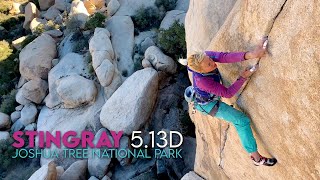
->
[195,101,258,153]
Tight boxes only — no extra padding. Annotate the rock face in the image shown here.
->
[175,0,190,12]
[106,16,134,77]
[185,0,236,54]
[45,53,93,108]
[142,46,177,74]
[19,34,57,80]
[160,10,186,30]
[21,78,48,104]
[186,0,320,179]
[23,2,40,30]
[100,68,158,135]
[181,171,204,180]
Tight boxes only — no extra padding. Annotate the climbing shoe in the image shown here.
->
[251,155,277,166]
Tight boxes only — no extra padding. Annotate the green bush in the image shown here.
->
[66,16,82,31]
[0,40,13,61]
[132,7,161,31]
[85,12,106,30]
[155,0,177,11]
[0,89,18,114]
[158,21,186,60]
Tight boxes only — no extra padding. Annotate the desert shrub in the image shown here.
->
[85,12,106,30]
[0,40,13,61]
[155,0,177,11]
[132,7,161,31]
[0,89,18,114]
[158,21,186,60]
[66,16,82,31]
[0,49,19,96]
[33,20,60,36]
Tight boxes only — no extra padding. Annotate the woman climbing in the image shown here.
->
[185,38,277,166]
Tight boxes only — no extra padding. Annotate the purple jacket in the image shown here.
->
[192,51,247,98]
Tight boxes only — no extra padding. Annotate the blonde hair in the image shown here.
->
[187,52,207,73]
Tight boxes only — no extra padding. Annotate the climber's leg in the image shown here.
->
[214,102,257,153]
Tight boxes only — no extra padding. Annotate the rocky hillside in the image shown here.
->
[0,0,197,179]
[186,0,319,179]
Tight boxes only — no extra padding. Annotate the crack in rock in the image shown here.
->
[218,124,230,169]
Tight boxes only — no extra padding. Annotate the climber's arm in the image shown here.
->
[205,38,267,63]
[205,51,246,63]
[195,76,247,98]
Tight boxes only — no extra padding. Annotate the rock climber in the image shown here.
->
[185,38,277,166]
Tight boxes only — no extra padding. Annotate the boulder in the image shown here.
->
[28,162,64,180]
[60,160,87,180]
[160,10,186,30]
[24,123,36,131]
[12,36,27,50]
[38,88,105,168]
[45,53,93,108]
[114,0,155,16]
[54,0,70,11]
[11,120,24,132]
[106,16,134,76]
[20,103,37,126]
[112,159,156,180]
[56,75,97,108]
[181,171,204,180]
[187,0,320,179]
[39,0,55,10]
[101,175,111,180]
[29,18,47,34]
[43,6,61,20]
[89,28,114,66]
[10,2,24,15]
[17,76,28,89]
[106,0,120,16]
[69,0,90,29]
[23,2,39,30]
[140,37,155,53]
[0,131,10,141]
[185,0,236,54]
[15,105,24,111]
[58,32,79,58]
[100,68,158,135]
[21,78,48,104]
[116,135,130,166]
[10,111,21,123]
[142,46,177,74]
[175,0,190,12]
[88,128,112,179]
[43,29,63,38]
[19,34,57,80]
[84,0,106,14]
[134,30,157,54]
[89,28,118,87]
[0,113,10,129]
[16,89,31,105]
[89,176,99,180]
